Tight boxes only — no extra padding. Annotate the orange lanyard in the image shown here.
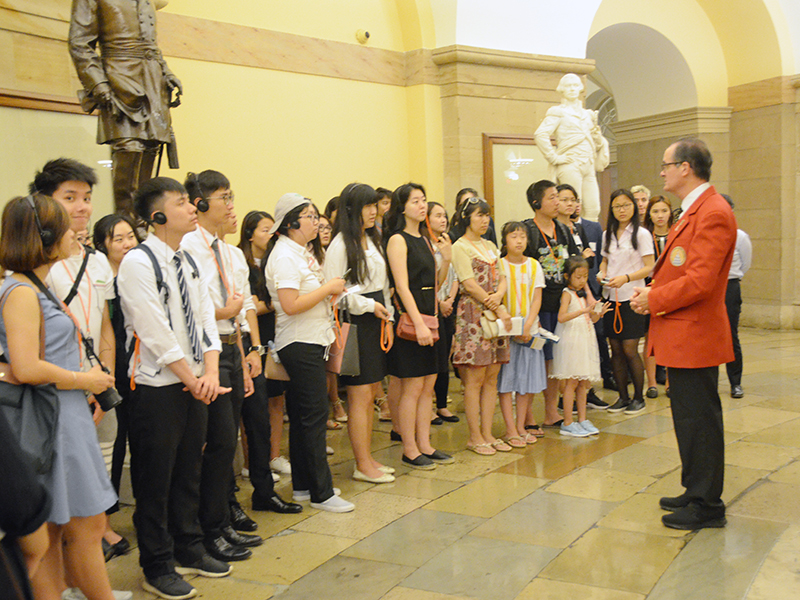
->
[613,288,622,334]
[199,229,235,297]
[532,220,557,262]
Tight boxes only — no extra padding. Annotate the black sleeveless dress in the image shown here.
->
[387,231,440,378]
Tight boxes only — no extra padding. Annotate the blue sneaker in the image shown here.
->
[560,422,590,438]
[579,419,599,435]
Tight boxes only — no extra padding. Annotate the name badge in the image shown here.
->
[670,247,686,267]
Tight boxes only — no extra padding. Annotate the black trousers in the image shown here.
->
[200,343,243,539]
[725,279,743,386]
[594,315,614,383]
[278,342,334,503]
[241,372,275,502]
[108,395,130,514]
[668,366,725,511]
[128,383,207,578]
[434,312,456,409]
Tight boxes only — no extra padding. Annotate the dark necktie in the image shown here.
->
[173,252,204,363]
[673,207,683,221]
[211,239,229,304]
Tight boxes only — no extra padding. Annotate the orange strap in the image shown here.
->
[129,335,141,391]
[380,318,392,352]
[613,288,623,335]
[424,213,438,243]
[330,297,344,350]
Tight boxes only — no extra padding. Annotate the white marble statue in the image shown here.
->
[534,74,609,221]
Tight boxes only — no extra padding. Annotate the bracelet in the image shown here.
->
[71,371,77,389]
[626,274,630,283]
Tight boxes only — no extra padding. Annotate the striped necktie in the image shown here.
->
[173,251,204,363]
[211,238,228,303]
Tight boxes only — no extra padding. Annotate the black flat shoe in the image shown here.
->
[204,536,251,562]
[436,411,460,423]
[229,502,257,532]
[423,449,454,464]
[390,430,402,442]
[431,416,444,425]
[222,526,262,548]
[102,536,130,562]
[402,454,435,470]
[252,494,303,514]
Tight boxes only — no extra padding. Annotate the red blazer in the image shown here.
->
[647,185,737,368]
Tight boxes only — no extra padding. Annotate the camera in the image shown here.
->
[94,385,123,412]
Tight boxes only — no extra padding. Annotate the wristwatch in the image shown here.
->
[248,345,266,356]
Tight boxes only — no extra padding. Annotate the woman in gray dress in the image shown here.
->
[0,195,117,600]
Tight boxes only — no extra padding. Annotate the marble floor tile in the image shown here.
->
[599,414,675,438]
[754,394,800,413]
[292,490,428,540]
[401,535,559,600]
[470,489,617,548]
[377,474,464,500]
[242,502,311,540]
[741,417,800,448]
[495,434,643,480]
[724,441,800,471]
[230,531,355,584]
[647,515,787,600]
[539,527,684,595]
[277,556,415,600]
[381,588,475,600]
[746,523,800,600]
[768,458,800,485]
[728,480,800,523]
[598,493,690,538]
[515,579,645,600]
[638,429,678,449]
[546,467,655,502]
[589,443,681,477]
[646,463,769,506]
[423,472,547,518]
[408,449,522,483]
[723,405,800,434]
[342,509,485,567]
[188,577,275,600]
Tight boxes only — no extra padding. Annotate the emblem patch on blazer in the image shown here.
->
[670,247,686,267]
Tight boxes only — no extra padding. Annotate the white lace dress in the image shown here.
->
[550,289,601,382]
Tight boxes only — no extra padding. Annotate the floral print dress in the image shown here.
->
[452,256,510,367]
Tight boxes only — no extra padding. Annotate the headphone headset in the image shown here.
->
[26,194,56,247]
[189,172,209,213]
[151,211,167,225]
[289,218,301,230]
[531,197,542,210]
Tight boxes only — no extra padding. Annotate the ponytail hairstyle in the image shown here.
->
[334,183,383,285]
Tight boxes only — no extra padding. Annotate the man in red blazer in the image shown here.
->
[631,138,736,530]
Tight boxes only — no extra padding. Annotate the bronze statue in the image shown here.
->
[69,0,181,215]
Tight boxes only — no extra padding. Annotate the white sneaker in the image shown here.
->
[241,468,249,478]
[293,487,340,502]
[579,419,600,435]
[311,495,355,513]
[272,471,280,482]
[63,589,133,600]
[269,456,292,474]
[326,445,334,455]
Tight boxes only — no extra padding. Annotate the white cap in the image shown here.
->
[270,193,310,234]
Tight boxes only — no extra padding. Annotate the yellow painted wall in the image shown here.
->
[164,58,413,216]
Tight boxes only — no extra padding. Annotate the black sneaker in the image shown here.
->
[143,573,197,600]
[624,399,646,415]
[606,398,630,413]
[586,389,609,410]
[176,554,232,578]
[402,454,436,470]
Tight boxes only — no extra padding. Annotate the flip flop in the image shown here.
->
[491,439,513,452]
[467,443,496,456]
[503,436,527,448]
[523,432,539,444]
[326,419,342,430]
[524,424,545,437]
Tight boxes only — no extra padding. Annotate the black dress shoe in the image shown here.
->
[731,385,744,398]
[662,504,726,530]
[229,502,257,532]
[655,365,667,385]
[204,536,252,562]
[436,411,460,423]
[659,494,691,512]
[431,416,444,425]
[102,536,130,562]
[222,526,262,548]
[251,494,303,514]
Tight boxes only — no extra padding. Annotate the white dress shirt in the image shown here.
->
[118,234,221,387]
[265,235,334,351]
[601,224,654,302]
[181,225,239,336]
[323,234,393,318]
[47,247,115,369]
[729,230,752,280]
[680,182,711,215]
[227,243,256,332]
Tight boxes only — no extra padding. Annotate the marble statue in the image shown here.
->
[69,0,181,216]
[534,74,609,221]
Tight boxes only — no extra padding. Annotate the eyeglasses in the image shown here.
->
[660,162,683,170]
[611,203,633,210]
[298,214,320,223]
[318,224,332,233]
[209,192,235,206]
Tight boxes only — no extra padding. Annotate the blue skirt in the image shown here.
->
[497,340,547,395]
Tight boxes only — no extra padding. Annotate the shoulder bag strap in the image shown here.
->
[63,249,92,306]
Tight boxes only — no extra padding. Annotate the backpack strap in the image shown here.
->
[63,247,93,306]
[180,251,211,347]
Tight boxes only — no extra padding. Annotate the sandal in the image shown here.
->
[466,443,496,456]
[524,424,545,437]
[523,432,539,444]
[491,439,513,452]
[374,396,392,422]
[503,436,527,448]
[327,419,342,430]
[332,398,348,423]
